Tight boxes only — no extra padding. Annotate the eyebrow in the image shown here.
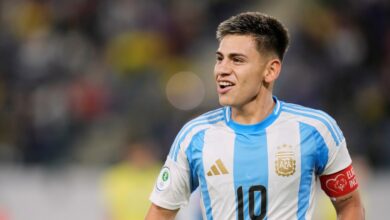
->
[216,51,248,59]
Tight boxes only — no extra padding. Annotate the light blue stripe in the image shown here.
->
[283,104,343,142]
[193,130,214,220]
[168,109,223,158]
[185,142,199,192]
[284,104,342,141]
[225,107,230,122]
[234,132,268,220]
[172,115,224,161]
[282,107,341,146]
[297,123,317,220]
[313,128,329,175]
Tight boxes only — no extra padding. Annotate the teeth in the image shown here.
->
[219,81,233,86]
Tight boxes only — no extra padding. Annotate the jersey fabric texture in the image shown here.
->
[150,97,352,220]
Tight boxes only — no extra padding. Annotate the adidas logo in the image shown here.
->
[207,159,229,176]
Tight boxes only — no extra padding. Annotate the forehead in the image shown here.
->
[217,35,259,56]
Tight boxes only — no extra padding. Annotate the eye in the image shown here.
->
[216,55,223,62]
[232,57,244,64]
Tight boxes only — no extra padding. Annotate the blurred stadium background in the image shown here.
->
[0,0,389,219]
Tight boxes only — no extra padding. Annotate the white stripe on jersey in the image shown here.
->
[305,174,317,219]
[266,118,301,220]
[202,122,236,219]
[279,111,337,155]
[282,104,343,145]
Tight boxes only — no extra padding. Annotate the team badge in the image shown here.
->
[275,144,296,177]
[156,166,171,191]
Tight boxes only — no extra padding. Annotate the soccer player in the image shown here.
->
[145,12,365,220]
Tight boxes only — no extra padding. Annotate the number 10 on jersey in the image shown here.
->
[237,185,267,220]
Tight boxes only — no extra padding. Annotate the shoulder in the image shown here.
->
[187,108,226,124]
[168,108,225,160]
[280,102,336,124]
[180,107,226,133]
[280,101,344,144]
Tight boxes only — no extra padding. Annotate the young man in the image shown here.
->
[146,12,365,220]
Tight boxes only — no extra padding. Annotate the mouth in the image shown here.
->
[217,80,235,94]
[218,81,234,88]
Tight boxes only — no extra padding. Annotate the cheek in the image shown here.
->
[241,73,263,91]
[213,64,218,78]
[240,65,264,82]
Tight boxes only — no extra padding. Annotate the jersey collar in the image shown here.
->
[224,96,282,133]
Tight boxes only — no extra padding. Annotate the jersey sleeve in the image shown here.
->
[313,114,358,197]
[149,129,193,210]
[321,138,352,175]
[311,112,361,193]
[314,112,352,176]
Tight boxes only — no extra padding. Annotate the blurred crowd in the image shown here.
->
[0,0,389,170]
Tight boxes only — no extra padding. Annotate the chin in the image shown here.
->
[218,97,233,106]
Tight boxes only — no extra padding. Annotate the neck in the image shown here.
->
[231,93,275,125]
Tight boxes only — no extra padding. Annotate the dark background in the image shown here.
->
[0,0,388,219]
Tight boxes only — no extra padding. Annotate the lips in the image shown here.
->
[217,80,235,94]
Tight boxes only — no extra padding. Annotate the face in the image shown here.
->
[214,35,270,108]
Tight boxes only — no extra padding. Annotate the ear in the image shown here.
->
[263,58,281,83]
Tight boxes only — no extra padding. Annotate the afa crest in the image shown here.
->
[275,144,296,177]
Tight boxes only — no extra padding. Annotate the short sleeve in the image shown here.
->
[316,115,352,176]
[321,139,352,175]
[149,109,223,210]
[149,156,191,210]
[149,130,193,210]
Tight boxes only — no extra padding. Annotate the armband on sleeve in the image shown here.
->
[319,164,359,198]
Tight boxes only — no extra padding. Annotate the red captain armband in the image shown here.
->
[319,164,359,198]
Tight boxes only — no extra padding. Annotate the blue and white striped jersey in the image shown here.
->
[150,97,351,220]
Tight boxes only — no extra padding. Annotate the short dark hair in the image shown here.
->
[216,12,290,60]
